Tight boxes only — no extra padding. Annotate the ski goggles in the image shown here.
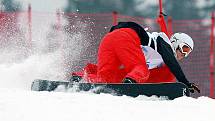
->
[178,43,192,57]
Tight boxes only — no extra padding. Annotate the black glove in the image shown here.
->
[123,77,137,83]
[70,75,82,82]
[187,83,200,93]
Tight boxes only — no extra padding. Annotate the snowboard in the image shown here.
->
[31,79,190,100]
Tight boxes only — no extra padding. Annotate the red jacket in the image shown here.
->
[73,28,175,83]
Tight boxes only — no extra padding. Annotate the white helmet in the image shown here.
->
[170,33,194,57]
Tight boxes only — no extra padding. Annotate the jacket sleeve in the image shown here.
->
[156,36,190,86]
[114,30,150,83]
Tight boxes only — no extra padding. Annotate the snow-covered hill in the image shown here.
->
[0,88,214,121]
[0,54,214,121]
[0,36,214,121]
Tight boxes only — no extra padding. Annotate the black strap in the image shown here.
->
[110,22,149,46]
[150,39,155,50]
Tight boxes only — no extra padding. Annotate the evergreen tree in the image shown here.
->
[1,0,21,12]
[64,0,136,16]
[164,0,202,20]
[202,0,215,18]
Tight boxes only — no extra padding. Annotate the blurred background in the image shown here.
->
[0,0,214,98]
[1,0,214,19]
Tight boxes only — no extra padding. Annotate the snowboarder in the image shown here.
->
[72,22,200,93]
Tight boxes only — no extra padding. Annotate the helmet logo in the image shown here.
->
[172,36,179,43]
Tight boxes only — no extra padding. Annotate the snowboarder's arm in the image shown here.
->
[156,36,200,93]
[156,36,188,84]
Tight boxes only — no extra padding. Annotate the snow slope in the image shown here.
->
[0,53,214,121]
[0,15,214,121]
[0,88,214,121]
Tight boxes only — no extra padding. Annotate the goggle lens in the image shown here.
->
[178,43,192,57]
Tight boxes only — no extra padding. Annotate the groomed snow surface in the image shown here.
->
[0,88,214,121]
[0,45,214,121]
[0,54,214,121]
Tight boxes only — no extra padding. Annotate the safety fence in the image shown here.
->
[0,8,214,98]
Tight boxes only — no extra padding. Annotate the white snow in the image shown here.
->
[0,54,66,89]
[0,88,214,121]
[0,38,214,121]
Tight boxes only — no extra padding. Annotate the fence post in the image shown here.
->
[56,9,61,31]
[28,4,32,45]
[157,0,168,37]
[112,11,118,25]
[167,16,173,37]
[210,11,214,98]
[159,0,163,15]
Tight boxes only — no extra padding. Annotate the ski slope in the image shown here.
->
[0,88,214,121]
[0,54,214,121]
[0,18,214,121]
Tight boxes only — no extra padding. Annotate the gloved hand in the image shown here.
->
[123,77,137,83]
[70,75,82,82]
[187,83,200,93]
